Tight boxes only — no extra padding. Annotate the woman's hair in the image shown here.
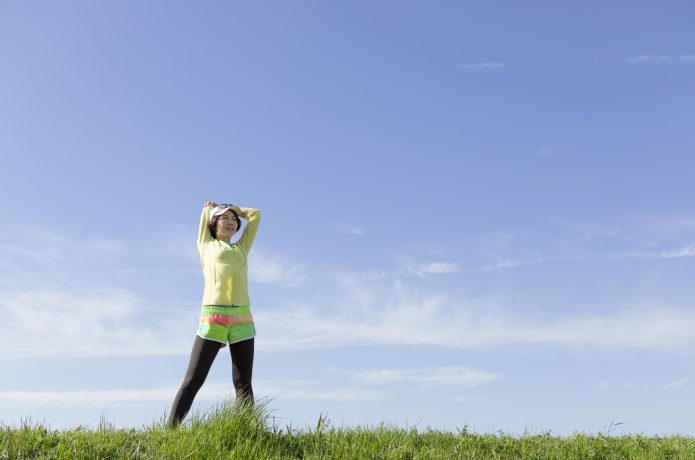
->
[208,211,241,239]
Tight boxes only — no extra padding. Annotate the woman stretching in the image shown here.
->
[168,201,261,426]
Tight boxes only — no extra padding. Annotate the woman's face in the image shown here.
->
[215,210,239,240]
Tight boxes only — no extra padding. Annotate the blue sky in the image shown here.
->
[1,1,695,435]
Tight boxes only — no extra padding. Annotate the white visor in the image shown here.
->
[209,204,242,220]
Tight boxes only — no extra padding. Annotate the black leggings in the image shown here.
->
[168,335,254,426]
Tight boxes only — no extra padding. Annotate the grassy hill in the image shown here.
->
[2,401,693,459]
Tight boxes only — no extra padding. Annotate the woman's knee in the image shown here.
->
[232,372,252,390]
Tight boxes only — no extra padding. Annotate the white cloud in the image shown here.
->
[559,218,695,249]
[0,230,197,357]
[4,265,695,358]
[607,244,695,260]
[0,289,194,357]
[249,250,306,287]
[259,385,380,402]
[597,380,651,391]
[656,244,695,258]
[458,62,505,70]
[256,275,695,352]
[335,272,377,308]
[350,259,460,281]
[0,387,178,407]
[0,229,201,286]
[352,366,499,387]
[1,228,304,286]
[0,228,309,357]
[0,238,216,359]
[662,378,688,389]
[596,380,612,390]
[332,223,364,236]
[597,378,690,391]
[4,227,695,358]
[413,262,460,276]
[398,258,460,278]
[0,380,379,408]
[0,231,130,273]
[480,242,695,271]
[481,257,548,270]
[482,218,695,267]
[358,269,392,281]
[642,216,695,237]
[620,54,695,64]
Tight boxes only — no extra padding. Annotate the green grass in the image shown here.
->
[1,401,694,459]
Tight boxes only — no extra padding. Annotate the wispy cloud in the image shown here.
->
[0,289,194,357]
[458,62,505,70]
[607,244,695,260]
[597,378,689,391]
[472,220,694,272]
[0,228,304,286]
[0,232,129,275]
[352,366,499,387]
[640,216,695,237]
[4,259,695,358]
[401,261,460,277]
[595,380,638,391]
[358,269,392,281]
[331,223,364,236]
[662,378,688,389]
[5,228,695,357]
[256,275,695,352]
[654,244,695,259]
[480,242,695,271]
[0,387,179,407]
[0,230,197,357]
[0,229,309,357]
[618,54,695,65]
[352,257,461,281]
[596,380,613,391]
[250,250,306,287]
[259,383,380,402]
[0,380,380,407]
[480,256,550,271]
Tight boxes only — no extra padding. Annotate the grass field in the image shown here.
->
[2,400,694,459]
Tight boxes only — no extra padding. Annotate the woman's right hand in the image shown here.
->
[205,201,219,208]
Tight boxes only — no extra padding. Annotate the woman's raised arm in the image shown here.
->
[197,202,218,247]
[237,207,261,254]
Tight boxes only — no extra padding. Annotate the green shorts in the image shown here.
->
[197,305,256,346]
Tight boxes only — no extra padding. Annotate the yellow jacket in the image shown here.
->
[197,204,261,306]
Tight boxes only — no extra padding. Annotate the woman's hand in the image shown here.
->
[204,201,219,208]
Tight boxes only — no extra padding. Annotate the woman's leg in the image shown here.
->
[229,337,254,403]
[168,335,221,426]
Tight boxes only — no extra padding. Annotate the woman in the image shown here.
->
[168,201,261,426]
